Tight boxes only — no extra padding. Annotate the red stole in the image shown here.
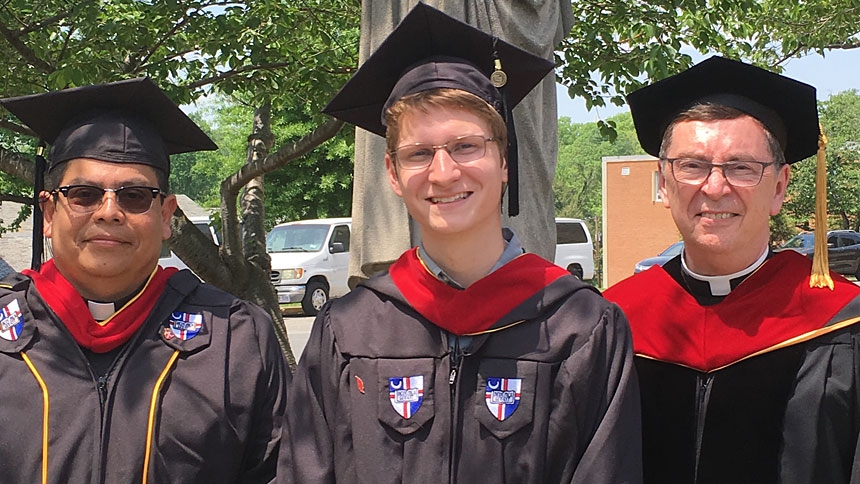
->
[23,260,177,353]
[389,248,569,335]
[604,250,860,372]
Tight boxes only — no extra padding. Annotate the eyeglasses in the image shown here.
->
[391,135,497,170]
[51,185,165,214]
[662,158,779,187]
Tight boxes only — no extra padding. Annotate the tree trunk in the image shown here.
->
[169,102,297,369]
[239,102,296,368]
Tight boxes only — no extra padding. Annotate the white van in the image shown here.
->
[554,218,595,280]
[266,218,351,315]
[159,215,219,273]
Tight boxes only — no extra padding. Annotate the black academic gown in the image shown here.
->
[0,270,288,484]
[605,250,860,484]
[280,250,642,484]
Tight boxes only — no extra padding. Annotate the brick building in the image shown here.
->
[601,155,680,287]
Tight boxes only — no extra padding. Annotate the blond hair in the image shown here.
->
[384,88,508,161]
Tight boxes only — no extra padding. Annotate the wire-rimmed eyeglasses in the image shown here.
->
[391,135,497,170]
[51,185,165,214]
[662,158,779,187]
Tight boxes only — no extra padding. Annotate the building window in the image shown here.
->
[653,170,662,202]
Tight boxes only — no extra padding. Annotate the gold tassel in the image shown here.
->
[810,123,832,289]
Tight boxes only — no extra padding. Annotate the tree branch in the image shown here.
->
[0,21,54,73]
[0,193,32,204]
[14,2,93,37]
[124,5,196,74]
[185,61,295,89]
[0,118,36,137]
[824,40,860,50]
[224,117,345,191]
[0,147,34,184]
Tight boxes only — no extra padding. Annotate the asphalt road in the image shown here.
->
[283,312,315,360]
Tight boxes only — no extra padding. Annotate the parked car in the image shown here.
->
[266,218,351,315]
[775,230,860,278]
[634,241,684,273]
[159,215,219,273]
[554,218,595,280]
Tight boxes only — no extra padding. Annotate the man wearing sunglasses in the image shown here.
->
[0,78,287,483]
[604,57,860,483]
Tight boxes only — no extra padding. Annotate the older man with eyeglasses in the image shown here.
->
[604,57,860,483]
[0,78,288,484]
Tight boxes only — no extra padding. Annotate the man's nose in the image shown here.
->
[426,148,461,182]
[91,191,124,221]
[699,166,733,198]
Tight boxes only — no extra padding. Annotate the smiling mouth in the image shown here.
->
[86,236,128,245]
[699,212,735,220]
[429,192,470,204]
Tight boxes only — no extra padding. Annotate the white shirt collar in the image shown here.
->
[87,300,116,322]
[681,248,769,296]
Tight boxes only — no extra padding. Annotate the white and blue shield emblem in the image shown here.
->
[485,377,522,421]
[389,375,424,419]
[168,311,203,341]
[0,299,24,342]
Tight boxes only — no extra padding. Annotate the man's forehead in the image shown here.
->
[397,105,491,135]
[59,158,160,184]
[667,117,773,156]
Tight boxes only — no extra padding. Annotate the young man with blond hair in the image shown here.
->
[280,4,641,483]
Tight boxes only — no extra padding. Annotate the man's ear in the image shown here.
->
[501,154,508,183]
[385,154,403,198]
[160,194,178,240]
[770,163,791,216]
[41,191,55,238]
[658,162,672,209]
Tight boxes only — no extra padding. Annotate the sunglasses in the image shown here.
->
[51,185,165,214]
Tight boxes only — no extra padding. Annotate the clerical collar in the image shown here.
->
[418,228,523,289]
[84,281,147,322]
[87,300,116,322]
[681,248,769,296]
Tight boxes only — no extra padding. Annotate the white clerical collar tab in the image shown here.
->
[681,248,768,296]
[87,300,116,322]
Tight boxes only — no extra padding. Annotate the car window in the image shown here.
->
[556,222,587,244]
[330,225,351,251]
[836,235,858,248]
[266,224,329,252]
[782,234,814,249]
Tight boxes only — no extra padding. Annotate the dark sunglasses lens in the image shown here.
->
[117,188,155,213]
[66,186,105,210]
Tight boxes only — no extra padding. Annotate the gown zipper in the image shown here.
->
[448,336,465,484]
[693,372,714,483]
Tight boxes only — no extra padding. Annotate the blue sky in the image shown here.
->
[557,49,860,123]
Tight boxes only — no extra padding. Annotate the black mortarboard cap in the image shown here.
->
[0,77,217,174]
[323,3,553,136]
[627,56,819,164]
[323,2,554,216]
